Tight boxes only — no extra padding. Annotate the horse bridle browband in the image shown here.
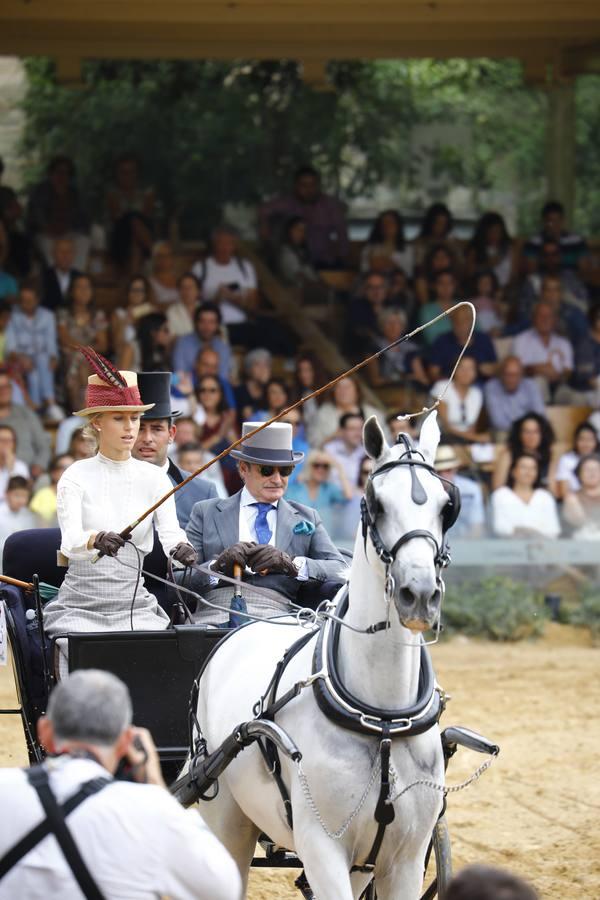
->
[360,435,460,572]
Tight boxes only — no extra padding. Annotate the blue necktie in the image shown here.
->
[252,502,274,545]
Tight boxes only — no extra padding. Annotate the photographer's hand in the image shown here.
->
[125,727,166,788]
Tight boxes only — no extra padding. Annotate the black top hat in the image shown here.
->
[137,372,182,420]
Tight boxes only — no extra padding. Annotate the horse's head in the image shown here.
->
[362,412,458,632]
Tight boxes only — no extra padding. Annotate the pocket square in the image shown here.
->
[293,520,316,536]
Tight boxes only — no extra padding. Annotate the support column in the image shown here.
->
[545,79,576,221]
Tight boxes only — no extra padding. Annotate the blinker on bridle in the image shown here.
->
[360,434,457,571]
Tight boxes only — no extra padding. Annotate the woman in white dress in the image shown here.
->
[490,452,561,539]
[43,350,197,676]
[433,355,490,445]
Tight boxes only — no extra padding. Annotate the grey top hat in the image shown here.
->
[230,421,304,466]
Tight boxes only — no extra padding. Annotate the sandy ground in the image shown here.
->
[1,624,599,899]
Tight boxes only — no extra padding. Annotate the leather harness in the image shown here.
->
[0,763,111,899]
[189,436,454,875]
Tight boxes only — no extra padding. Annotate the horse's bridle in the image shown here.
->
[360,435,456,573]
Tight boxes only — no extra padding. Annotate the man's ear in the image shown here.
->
[115,726,134,762]
[169,424,177,444]
[37,716,56,753]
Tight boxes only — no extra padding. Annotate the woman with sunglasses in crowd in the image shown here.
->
[192,373,239,493]
[287,449,353,539]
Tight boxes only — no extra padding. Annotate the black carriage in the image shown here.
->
[1,528,497,899]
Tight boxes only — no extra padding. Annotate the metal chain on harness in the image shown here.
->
[296,748,497,841]
[296,754,382,841]
[387,751,498,805]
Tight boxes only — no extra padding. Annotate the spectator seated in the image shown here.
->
[490,452,561,539]
[563,454,600,539]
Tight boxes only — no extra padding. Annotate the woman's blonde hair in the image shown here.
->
[298,449,332,484]
[82,414,102,451]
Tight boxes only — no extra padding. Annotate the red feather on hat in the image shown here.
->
[77,346,127,389]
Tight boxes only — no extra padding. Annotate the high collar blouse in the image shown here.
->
[57,452,186,560]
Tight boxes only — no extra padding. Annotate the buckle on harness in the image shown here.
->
[301,669,326,688]
[359,713,411,732]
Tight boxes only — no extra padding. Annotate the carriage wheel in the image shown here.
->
[421,816,452,899]
[358,816,452,900]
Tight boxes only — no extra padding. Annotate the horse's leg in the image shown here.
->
[350,870,374,899]
[373,854,427,900]
[295,829,355,900]
[198,780,259,893]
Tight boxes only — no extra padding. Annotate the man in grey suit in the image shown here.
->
[134,371,217,529]
[186,421,347,614]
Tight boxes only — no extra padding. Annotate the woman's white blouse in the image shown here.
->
[57,453,187,560]
[555,450,580,492]
[490,486,561,538]
[432,381,483,432]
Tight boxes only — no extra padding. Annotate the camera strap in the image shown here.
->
[0,764,110,899]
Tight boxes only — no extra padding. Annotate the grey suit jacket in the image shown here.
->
[186,491,347,600]
[168,460,217,529]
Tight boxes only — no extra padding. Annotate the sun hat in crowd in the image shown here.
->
[434,445,461,472]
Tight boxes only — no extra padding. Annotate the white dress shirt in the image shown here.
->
[57,453,186,560]
[239,485,278,544]
[513,329,574,373]
[0,756,241,900]
[55,267,71,298]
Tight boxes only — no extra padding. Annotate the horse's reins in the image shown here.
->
[93,301,476,560]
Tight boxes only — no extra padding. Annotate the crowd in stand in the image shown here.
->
[1,154,600,564]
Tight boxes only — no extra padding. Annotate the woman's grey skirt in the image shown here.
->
[44,544,168,676]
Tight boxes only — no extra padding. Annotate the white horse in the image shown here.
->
[190,413,452,899]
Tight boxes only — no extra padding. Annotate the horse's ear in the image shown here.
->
[418,411,441,465]
[363,416,388,460]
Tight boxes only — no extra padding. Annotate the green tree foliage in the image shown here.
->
[20,58,600,235]
[21,58,416,234]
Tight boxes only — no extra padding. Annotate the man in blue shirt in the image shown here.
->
[172,302,232,382]
[4,281,62,419]
[483,356,545,436]
[427,305,497,382]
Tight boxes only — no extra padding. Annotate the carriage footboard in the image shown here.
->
[171,719,302,807]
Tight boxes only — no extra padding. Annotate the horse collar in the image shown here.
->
[312,591,442,738]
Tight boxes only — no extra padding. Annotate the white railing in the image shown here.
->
[447,538,599,566]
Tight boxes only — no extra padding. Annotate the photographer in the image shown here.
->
[0,670,241,900]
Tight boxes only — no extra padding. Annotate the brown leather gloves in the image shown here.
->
[170,542,197,567]
[213,542,257,576]
[213,542,299,577]
[93,531,126,557]
[248,545,299,576]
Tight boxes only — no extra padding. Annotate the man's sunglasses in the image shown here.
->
[257,465,294,477]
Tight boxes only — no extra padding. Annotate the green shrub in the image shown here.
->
[442,576,546,641]
[569,587,600,642]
